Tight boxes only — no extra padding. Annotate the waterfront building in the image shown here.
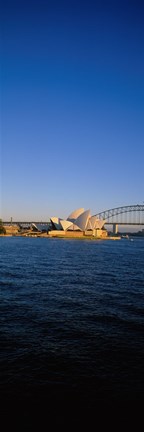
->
[49,208,107,238]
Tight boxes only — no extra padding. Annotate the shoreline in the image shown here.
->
[0,233,121,240]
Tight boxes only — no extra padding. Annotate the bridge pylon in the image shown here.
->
[113,223,118,235]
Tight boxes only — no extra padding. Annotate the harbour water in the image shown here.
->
[0,236,144,425]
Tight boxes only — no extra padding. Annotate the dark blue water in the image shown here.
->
[0,237,144,424]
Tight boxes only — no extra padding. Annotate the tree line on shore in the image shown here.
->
[0,219,6,235]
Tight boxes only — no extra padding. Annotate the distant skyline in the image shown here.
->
[1,0,144,221]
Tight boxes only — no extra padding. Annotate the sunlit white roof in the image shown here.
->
[96,219,106,229]
[68,223,82,231]
[60,220,73,231]
[86,219,92,230]
[50,217,62,230]
[89,216,100,230]
[75,209,90,231]
[50,208,105,232]
[67,208,84,222]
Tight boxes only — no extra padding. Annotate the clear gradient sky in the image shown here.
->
[1,0,144,221]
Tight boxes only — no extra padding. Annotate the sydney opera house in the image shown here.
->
[49,208,107,238]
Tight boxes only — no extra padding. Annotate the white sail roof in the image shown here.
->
[60,220,73,231]
[75,209,90,231]
[67,208,84,222]
[50,217,62,230]
[86,219,92,230]
[68,223,82,231]
[50,208,106,232]
[89,216,100,230]
[95,219,106,229]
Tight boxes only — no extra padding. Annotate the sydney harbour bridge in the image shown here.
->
[94,204,144,233]
[3,204,144,234]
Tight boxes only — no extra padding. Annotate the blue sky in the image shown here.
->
[1,0,144,221]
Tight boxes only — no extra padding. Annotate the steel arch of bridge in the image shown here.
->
[94,204,144,223]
